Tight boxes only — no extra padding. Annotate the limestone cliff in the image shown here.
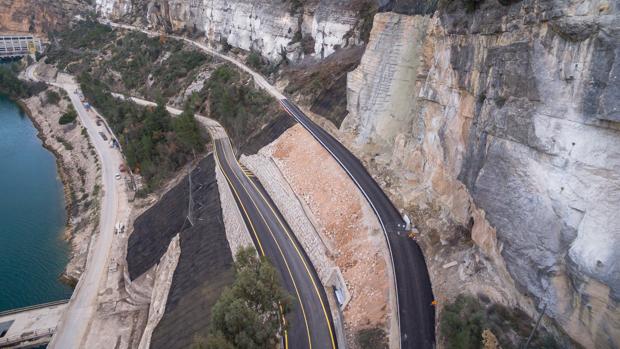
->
[94,0,367,62]
[342,1,619,347]
[0,0,87,35]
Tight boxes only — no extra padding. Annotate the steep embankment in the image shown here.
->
[241,123,395,348]
[126,155,235,349]
[341,1,619,348]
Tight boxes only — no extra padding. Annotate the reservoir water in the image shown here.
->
[0,94,73,312]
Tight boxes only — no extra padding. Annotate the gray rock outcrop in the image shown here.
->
[341,1,620,347]
[94,0,365,62]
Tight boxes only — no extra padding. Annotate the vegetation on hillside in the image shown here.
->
[58,106,77,125]
[47,20,286,190]
[189,65,282,147]
[0,64,47,98]
[193,247,291,349]
[79,72,205,190]
[47,21,210,101]
[46,19,115,71]
[440,294,560,349]
[101,31,210,99]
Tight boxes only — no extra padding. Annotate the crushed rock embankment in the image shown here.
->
[242,123,394,348]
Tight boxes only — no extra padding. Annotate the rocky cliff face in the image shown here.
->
[0,0,87,34]
[342,0,619,347]
[94,0,366,62]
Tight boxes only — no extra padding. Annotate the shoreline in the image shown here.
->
[16,98,78,287]
[15,88,102,288]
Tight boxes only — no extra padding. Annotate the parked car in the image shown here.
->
[98,132,108,141]
[115,173,121,180]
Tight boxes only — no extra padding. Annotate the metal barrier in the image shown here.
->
[0,300,68,318]
[0,327,55,347]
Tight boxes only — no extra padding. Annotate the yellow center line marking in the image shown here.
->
[213,143,287,348]
[214,137,311,349]
[240,158,337,349]
[213,146,266,256]
[219,139,313,349]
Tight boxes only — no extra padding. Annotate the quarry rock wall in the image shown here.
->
[94,0,365,62]
[0,0,87,34]
[341,1,620,347]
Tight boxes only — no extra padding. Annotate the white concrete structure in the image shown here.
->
[0,301,68,348]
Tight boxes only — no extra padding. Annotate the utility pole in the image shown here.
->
[187,164,194,226]
[524,303,547,349]
[186,149,197,226]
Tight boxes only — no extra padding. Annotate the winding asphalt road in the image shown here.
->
[113,92,339,349]
[104,19,436,347]
[206,127,338,349]
[279,101,436,349]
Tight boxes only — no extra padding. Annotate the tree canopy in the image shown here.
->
[0,64,46,99]
[195,247,291,349]
[78,72,206,190]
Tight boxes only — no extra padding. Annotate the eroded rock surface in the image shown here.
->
[94,0,366,62]
[341,1,620,347]
[0,0,86,34]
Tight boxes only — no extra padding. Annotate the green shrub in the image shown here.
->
[356,328,388,349]
[59,107,78,125]
[202,247,291,349]
[245,51,263,70]
[46,90,61,105]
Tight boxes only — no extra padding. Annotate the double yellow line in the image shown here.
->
[212,137,336,349]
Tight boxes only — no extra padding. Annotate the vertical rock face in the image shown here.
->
[93,0,364,62]
[96,0,132,18]
[343,14,428,146]
[342,1,620,347]
[305,2,362,58]
[0,0,87,34]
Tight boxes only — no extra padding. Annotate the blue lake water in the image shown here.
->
[0,94,72,312]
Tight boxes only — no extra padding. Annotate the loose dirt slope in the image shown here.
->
[269,124,392,346]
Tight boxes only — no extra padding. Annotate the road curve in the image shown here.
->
[279,101,436,349]
[204,125,338,349]
[101,20,436,347]
[23,72,127,348]
[111,91,340,348]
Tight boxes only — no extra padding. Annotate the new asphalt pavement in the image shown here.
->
[212,136,338,349]
[280,100,436,349]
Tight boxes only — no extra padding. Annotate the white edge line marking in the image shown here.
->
[280,100,403,346]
